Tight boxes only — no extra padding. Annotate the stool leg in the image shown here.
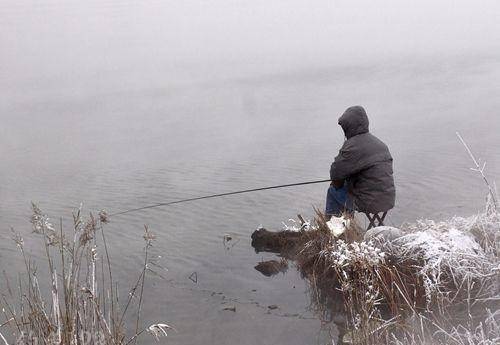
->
[377,212,387,226]
[365,212,388,230]
[365,213,376,230]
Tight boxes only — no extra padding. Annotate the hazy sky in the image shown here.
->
[1,0,500,86]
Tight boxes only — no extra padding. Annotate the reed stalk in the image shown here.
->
[0,205,170,345]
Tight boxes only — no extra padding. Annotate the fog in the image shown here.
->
[1,3,500,344]
[1,0,500,89]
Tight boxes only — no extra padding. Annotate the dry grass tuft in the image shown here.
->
[0,204,170,345]
[290,204,500,345]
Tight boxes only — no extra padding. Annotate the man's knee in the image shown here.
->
[327,186,346,201]
[326,185,353,214]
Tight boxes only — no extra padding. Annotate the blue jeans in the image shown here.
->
[325,185,353,217]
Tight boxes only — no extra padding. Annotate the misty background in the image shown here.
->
[1,1,500,344]
[2,0,500,94]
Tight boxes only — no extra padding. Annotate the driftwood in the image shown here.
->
[251,228,307,257]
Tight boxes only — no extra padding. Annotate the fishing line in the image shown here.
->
[109,178,331,217]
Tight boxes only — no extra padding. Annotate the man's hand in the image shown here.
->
[331,179,345,189]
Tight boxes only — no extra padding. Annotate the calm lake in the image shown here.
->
[1,54,500,344]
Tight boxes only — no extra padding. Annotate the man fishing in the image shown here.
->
[112,105,394,219]
[326,105,396,219]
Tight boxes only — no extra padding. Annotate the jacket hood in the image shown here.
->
[338,106,369,139]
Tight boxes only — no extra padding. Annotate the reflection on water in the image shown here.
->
[1,56,500,344]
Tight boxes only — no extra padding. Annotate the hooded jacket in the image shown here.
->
[330,106,396,213]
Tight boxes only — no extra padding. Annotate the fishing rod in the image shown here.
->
[109,178,331,217]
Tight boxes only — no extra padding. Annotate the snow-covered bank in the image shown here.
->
[253,203,499,344]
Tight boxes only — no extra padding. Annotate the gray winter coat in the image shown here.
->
[330,106,396,213]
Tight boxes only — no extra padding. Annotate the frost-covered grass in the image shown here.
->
[0,204,170,345]
[392,209,499,313]
[294,203,500,345]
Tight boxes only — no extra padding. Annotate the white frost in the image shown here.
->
[326,215,351,237]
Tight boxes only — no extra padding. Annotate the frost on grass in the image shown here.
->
[320,240,385,268]
[391,211,499,308]
[289,202,499,344]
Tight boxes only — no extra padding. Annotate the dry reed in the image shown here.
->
[0,204,170,345]
[293,204,499,345]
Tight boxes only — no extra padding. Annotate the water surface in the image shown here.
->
[1,55,500,344]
